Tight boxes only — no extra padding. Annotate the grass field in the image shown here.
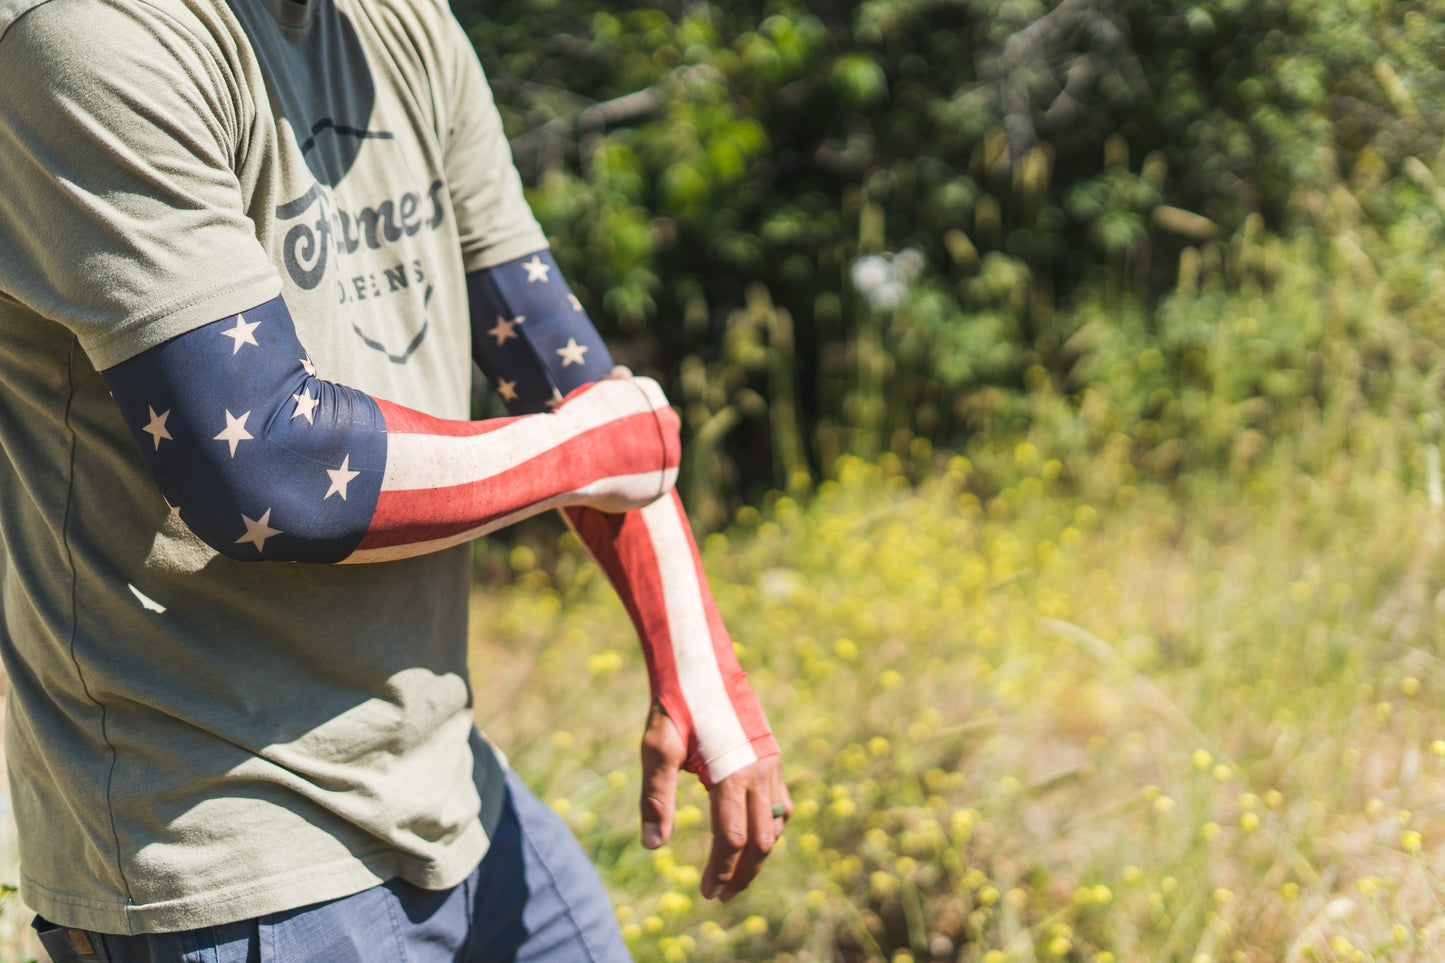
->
[471,441,1445,962]
[6,438,1445,961]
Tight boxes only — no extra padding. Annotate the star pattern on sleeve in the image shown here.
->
[103,301,388,564]
[215,410,254,457]
[488,315,521,346]
[325,454,360,500]
[523,255,551,284]
[556,338,588,367]
[235,508,281,552]
[301,357,316,377]
[468,248,613,415]
[291,390,319,424]
[221,314,261,354]
[143,406,173,449]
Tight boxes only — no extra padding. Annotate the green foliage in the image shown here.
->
[453,0,1445,519]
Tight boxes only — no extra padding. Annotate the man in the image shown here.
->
[0,0,787,957]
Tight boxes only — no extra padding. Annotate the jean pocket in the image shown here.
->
[33,916,105,963]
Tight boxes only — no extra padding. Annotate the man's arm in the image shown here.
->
[430,0,788,894]
[101,294,679,563]
[467,249,789,900]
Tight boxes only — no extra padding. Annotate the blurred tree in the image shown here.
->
[453,0,1445,519]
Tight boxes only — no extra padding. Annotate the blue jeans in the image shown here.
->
[33,768,632,963]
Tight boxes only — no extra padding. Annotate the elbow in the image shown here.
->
[170,471,291,562]
[164,447,372,564]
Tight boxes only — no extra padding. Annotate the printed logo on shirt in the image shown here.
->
[273,112,452,365]
[275,179,447,292]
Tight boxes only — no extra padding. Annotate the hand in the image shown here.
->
[639,701,790,901]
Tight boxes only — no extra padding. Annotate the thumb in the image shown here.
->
[640,702,684,849]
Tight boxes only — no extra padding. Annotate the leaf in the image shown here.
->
[831,54,888,106]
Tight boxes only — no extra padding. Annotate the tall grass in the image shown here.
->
[470,431,1445,961]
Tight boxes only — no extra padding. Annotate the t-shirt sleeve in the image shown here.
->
[435,10,549,273]
[0,0,281,370]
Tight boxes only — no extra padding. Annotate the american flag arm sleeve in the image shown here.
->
[468,250,779,787]
[100,294,680,564]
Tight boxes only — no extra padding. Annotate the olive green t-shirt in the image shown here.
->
[0,0,547,934]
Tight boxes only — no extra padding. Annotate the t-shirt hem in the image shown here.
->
[20,821,488,936]
[459,226,550,275]
[79,270,282,370]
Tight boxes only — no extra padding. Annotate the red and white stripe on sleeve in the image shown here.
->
[566,491,779,788]
[344,379,681,563]
[464,250,778,784]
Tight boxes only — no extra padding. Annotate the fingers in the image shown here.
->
[641,727,789,902]
[768,754,791,837]
[701,775,748,900]
[701,756,786,902]
[731,770,777,896]
[640,702,685,850]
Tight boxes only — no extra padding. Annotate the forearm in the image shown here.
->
[102,295,679,563]
[564,496,779,786]
[469,250,777,786]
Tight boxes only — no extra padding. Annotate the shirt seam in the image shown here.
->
[58,335,135,907]
[0,0,54,44]
[458,229,550,275]
[80,268,279,368]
